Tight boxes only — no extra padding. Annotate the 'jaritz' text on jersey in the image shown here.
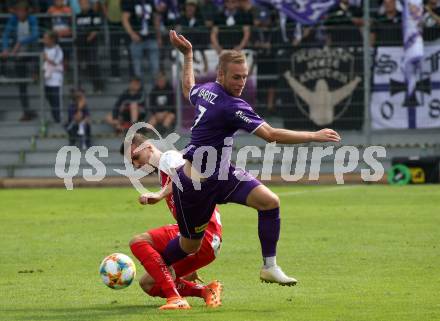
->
[198,88,218,105]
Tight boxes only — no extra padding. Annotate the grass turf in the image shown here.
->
[0,185,439,321]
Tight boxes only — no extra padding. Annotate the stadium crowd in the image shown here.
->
[0,0,439,145]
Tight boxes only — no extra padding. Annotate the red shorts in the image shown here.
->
[148,224,221,278]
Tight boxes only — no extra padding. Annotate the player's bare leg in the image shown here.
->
[246,185,298,286]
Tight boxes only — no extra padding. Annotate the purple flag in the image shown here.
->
[256,0,338,25]
[402,0,424,96]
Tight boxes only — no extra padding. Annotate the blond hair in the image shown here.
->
[218,50,246,74]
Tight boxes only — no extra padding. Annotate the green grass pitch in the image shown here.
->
[1,185,439,321]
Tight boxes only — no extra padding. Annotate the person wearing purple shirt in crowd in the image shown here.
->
[130,30,341,309]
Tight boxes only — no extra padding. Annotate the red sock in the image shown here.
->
[175,278,204,298]
[130,240,179,298]
[147,284,165,298]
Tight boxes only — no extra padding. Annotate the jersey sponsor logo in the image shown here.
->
[194,222,209,233]
[197,88,218,105]
[235,110,253,124]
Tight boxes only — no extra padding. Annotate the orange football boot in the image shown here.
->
[159,296,191,310]
[202,280,223,308]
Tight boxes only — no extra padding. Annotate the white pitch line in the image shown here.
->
[277,185,361,197]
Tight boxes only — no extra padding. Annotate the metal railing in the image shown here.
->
[0,3,439,136]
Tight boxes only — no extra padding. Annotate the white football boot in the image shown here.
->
[260,265,298,286]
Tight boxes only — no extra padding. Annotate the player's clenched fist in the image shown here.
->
[313,128,341,143]
[139,193,162,205]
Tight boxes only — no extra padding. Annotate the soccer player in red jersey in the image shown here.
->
[121,133,223,310]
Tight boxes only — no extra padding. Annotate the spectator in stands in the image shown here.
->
[1,1,16,13]
[121,0,161,81]
[31,0,51,13]
[325,0,363,46]
[43,30,63,123]
[211,0,224,9]
[156,0,181,28]
[66,88,91,149]
[198,0,216,28]
[76,0,104,93]
[68,0,81,14]
[155,0,182,65]
[147,71,175,134]
[48,0,73,38]
[70,0,100,13]
[48,0,73,72]
[1,0,43,13]
[0,2,10,13]
[238,0,259,24]
[252,8,277,116]
[1,1,39,121]
[106,77,146,133]
[210,0,252,54]
[176,0,208,73]
[104,0,131,78]
[423,0,440,42]
[371,0,403,46]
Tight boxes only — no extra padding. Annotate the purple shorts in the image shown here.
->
[172,165,261,239]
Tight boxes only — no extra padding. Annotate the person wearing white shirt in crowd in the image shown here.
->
[43,30,64,123]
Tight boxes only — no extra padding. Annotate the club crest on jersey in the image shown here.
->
[198,88,218,105]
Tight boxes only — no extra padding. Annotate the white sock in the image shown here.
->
[263,256,276,268]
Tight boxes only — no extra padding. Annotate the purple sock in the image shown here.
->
[258,208,280,258]
[162,237,189,266]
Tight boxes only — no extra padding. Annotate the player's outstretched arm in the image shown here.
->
[169,30,194,100]
[254,123,341,144]
[139,179,173,205]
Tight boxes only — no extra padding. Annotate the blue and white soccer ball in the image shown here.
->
[99,253,136,289]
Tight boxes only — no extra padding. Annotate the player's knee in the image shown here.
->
[262,193,280,210]
[129,233,152,247]
[139,273,154,293]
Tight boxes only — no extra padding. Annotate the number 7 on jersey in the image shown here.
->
[191,105,207,130]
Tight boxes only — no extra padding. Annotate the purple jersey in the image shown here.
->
[184,81,265,177]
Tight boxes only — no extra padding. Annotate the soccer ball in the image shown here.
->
[99,253,136,289]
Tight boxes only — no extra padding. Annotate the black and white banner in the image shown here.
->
[371,46,440,129]
[279,46,364,130]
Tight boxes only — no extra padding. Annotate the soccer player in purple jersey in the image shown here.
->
[161,30,341,292]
